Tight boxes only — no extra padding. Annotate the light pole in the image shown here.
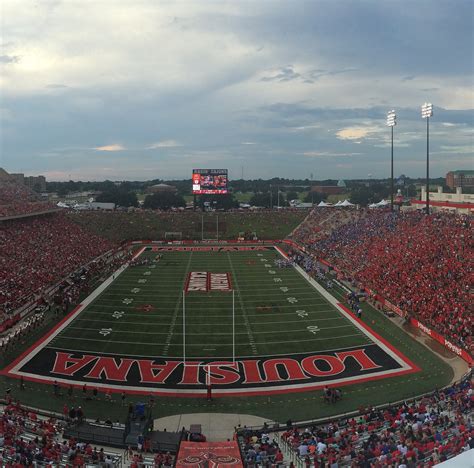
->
[386,110,396,211]
[421,103,433,214]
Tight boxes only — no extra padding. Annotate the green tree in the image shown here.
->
[96,187,138,207]
[249,192,271,208]
[303,191,327,204]
[143,192,186,210]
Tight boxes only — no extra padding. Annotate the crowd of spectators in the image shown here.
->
[290,208,472,352]
[276,376,473,467]
[238,427,285,466]
[238,375,472,467]
[0,213,114,314]
[0,180,55,218]
[0,312,44,355]
[0,398,124,466]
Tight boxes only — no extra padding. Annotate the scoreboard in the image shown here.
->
[192,169,228,195]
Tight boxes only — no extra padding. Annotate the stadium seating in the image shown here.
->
[291,209,472,354]
[0,399,124,466]
[240,376,473,466]
[0,213,114,315]
[0,179,55,218]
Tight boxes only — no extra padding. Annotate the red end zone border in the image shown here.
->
[2,244,420,397]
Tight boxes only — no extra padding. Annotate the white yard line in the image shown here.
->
[66,323,355,336]
[227,252,258,355]
[74,315,343,326]
[162,252,194,357]
[55,333,368,347]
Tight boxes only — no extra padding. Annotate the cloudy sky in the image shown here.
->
[1,0,472,181]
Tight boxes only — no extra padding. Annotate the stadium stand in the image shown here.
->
[239,374,473,467]
[290,208,472,355]
[0,169,56,219]
[0,399,124,466]
[0,213,114,316]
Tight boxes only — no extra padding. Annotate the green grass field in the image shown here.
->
[1,245,454,422]
[48,248,370,359]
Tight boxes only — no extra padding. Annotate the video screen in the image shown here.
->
[192,169,228,194]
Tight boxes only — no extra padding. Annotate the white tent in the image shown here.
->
[317,201,332,207]
[334,200,343,206]
[376,199,389,206]
[368,203,379,208]
[340,199,355,207]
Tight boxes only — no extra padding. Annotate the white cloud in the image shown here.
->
[336,126,381,140]
[303,151,362,157]
[93,144,125,152]
[146,140,182,149]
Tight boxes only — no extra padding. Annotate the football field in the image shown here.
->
[6,245,418,396]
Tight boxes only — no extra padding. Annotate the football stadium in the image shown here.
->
[1,1,473,467]
[0,166,472,466]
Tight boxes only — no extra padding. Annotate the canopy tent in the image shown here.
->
[368,203,379,208]
[333,200,343,206]
[376,199,389,206]
[340,199,355,206]
[317,201,332,207]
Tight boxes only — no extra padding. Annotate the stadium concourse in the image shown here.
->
[0,176,472,466]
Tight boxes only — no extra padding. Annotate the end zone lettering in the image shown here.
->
[13,343,414,395]
[151,246,269,252]
[185,272,232,292]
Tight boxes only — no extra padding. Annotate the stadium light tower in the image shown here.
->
[421,103,433,214]
[386,110,396,211]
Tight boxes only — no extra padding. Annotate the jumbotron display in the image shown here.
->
[192,169,228,194]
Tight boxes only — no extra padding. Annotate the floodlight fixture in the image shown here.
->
[386,110,397,127]
[421,102,433,119]
[386,110,397,211]
[421,103,433,214]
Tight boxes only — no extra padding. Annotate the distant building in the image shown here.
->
[446,170,474,189]
[146,183,177,194]
[410,186,473,214]
[10,173,46,192]
[311,186,345,195]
